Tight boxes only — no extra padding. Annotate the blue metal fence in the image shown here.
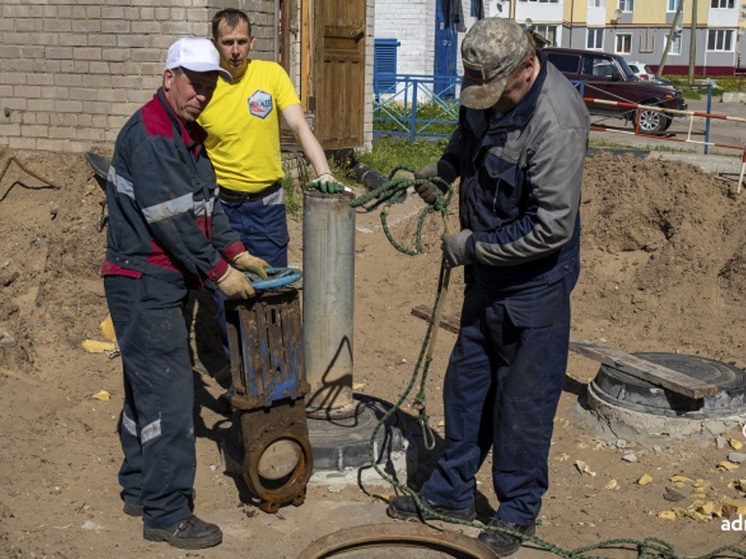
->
[373,74,461,142]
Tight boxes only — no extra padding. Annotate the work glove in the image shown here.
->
[217,266,255,299]
[441,229,474,269]
[414,160,458,205]
[308,172,346,194]
[232,251,270,279]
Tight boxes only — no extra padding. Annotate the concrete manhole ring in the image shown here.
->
[591,352,746,419]
[297,523,496,559]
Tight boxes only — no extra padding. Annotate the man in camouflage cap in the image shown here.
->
[387,17,591,556]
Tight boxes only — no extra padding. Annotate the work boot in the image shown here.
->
[387,494,476,522]
[143,515,222,549]
[477,517,536,557]
[123,500,144,517]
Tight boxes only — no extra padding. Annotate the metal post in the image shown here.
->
[409,80,418,143]
[658,0,684,78]
[689,0,698,87]
[705,81,712,154]
[302,190,356,416]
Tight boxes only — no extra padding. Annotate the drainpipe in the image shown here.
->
[274,0,280,62]
[688,0,697,85]
[569,0,575,48]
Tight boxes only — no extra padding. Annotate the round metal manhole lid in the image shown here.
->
[590,352,746,418]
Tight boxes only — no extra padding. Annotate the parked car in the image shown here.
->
[626,61,655,81]
[543,47,687,133]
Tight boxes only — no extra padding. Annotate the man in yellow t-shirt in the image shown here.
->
[199,7,341,268]
[199,8,343,379]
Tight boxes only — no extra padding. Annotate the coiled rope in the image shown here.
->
[351,167,746,559]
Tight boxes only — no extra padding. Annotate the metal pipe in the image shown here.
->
[302,190,356,414]
[689,0,698,86]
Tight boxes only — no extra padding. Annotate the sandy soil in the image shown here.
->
[2,137,746,558]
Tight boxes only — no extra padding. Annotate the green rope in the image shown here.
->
[353,170,745,559]
[349,166,453,256]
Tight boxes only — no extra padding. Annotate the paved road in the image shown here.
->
[588,94,746,179]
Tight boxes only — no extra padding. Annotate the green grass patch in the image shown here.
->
[589,138,695,154]
[354,136,448,178]
[282,175,302,217]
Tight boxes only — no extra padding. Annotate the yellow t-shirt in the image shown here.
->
[199,60,301,193]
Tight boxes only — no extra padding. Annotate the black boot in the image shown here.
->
[477,517,536,556]
[387,494,476,522]
[143,515,222,549]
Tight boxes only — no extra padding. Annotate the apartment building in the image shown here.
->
[374,0,745,80]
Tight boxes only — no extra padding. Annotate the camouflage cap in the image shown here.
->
[460,18,529,110]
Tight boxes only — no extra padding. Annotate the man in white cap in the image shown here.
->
[103,37,269,549]
[387,18,591,556]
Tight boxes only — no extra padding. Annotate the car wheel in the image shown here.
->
[637,108,669,133]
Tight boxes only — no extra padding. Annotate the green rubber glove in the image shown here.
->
[309,173,345,194]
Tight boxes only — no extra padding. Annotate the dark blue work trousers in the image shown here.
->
[220,189,290,268]
[215,191,290,359]
[104,274,196,528]
[421,271,576,526]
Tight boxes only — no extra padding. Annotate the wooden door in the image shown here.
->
[312,0,366,151]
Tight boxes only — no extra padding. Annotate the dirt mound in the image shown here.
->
[574,151,746,360]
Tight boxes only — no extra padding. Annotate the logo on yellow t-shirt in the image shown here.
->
[248,90,273,119]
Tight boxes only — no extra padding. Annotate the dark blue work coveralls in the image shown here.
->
[103,90,246,528]
[420,56,590,526]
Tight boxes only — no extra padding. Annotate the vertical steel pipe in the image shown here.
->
[302,190,356,415]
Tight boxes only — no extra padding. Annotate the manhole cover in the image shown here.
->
[591,352,746,419]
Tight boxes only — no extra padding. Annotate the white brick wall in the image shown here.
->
[374,0,477,77]
[374,0,435,76]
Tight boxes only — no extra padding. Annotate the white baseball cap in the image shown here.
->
[165,37,232,82]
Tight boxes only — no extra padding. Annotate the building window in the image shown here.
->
[667,0,681,11]
[534,24,558,46]
[708,29,734,50]
[639,32,655,53]
[520,0,560,3]
[587,28,604,49]
[619,0,634,11]
[710,0,735,8]
[615,33,632,54]
[664,33,682,55]
[589,0,605,7]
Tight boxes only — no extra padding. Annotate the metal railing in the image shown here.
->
[373,74,461,142]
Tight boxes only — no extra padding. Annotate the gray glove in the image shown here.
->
[414,160,457,205]
[441,229,474,268]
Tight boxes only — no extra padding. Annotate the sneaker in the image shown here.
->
[477,517,536,557]
[143,515,222,549]
[387,494,476,522]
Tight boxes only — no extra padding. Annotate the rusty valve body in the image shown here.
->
[226,288,313,513]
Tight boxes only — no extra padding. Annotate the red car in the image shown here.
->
[543,47,687,133]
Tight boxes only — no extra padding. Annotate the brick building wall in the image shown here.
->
[0,0,280,154]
